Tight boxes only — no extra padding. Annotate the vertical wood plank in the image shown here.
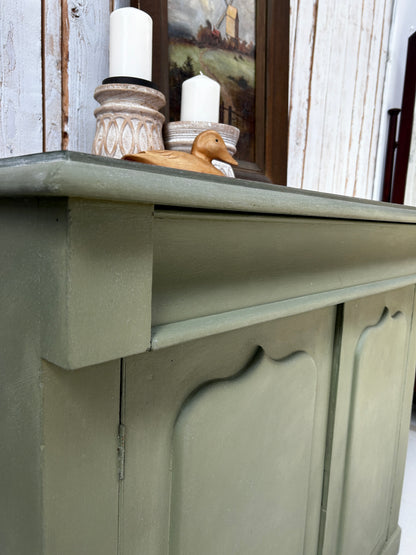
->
[43,0,62,151]
[288,0,395,199]
[342,1,374,198]
[298,0,337,194]
[287,0,318,189]
[288,0,298,102]
[61,0,70,150]
[64,1,111,153]
[0,0,43,157]
[357,0,392,200]
[314,0,350,196]
[329,2,371,198]
[348,0,392,200]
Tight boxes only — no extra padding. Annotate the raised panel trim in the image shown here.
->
[169,348,319,554]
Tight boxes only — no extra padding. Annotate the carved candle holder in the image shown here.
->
[92,82,166,158]
[164,121,240,177]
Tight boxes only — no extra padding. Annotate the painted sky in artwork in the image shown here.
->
[168,0,256,44]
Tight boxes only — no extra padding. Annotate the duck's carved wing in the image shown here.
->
[124,150,193,164]
[146,150,189,162]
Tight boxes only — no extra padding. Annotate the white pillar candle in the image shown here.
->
[109,7,152,81]
[180,73,220,123]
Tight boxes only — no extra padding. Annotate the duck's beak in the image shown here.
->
[217,148,238,166]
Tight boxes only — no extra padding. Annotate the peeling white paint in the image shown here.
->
[288,0,394,200]
[0,4,43,157]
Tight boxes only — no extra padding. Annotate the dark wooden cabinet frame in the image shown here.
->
[139,0,288,185]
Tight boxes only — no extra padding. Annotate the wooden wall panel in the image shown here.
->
[63,1,111,153]
[348,0,392,200]
[288,0,394,199]
[43,0,62,151]
[0,0,43,157]
[1,1,110,156]
[341,0,377,199]
[296,0,339,195]
[288,0,318,194]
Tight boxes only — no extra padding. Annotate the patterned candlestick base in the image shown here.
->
[164,121,240,178]
[92,83,166,158]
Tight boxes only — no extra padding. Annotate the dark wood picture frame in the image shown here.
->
[139,0,288,185]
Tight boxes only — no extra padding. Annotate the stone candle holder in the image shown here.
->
[164,121,240,177]
[92,82,166,159]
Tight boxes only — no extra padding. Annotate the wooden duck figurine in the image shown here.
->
[122,130,237,176]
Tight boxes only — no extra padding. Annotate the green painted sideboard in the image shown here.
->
[1,152,416,555]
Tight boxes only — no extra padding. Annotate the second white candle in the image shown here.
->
[180,73,220,123]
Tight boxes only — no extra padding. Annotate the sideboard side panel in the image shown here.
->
[0,200,43,554]
[42,359,120,555]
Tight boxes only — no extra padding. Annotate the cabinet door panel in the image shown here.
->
[170,350,317,554]
[339,308,407,554]
[322,286,416,555]
[121,308,336,555]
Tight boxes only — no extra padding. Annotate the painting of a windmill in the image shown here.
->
[216,0,239,41]
[168,0,256,162]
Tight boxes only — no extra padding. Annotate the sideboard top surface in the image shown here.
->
[1,151,416,223]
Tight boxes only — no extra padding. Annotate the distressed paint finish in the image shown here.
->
[288,0,318,191]
[0,0,43,157]
[64,1,111,152]
[1,1,110,155]
[288,0,394,199]
[43,0,62,150]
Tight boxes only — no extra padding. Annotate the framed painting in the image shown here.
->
[139,0,288,185]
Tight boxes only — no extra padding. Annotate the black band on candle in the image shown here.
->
[102,76,158,89]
